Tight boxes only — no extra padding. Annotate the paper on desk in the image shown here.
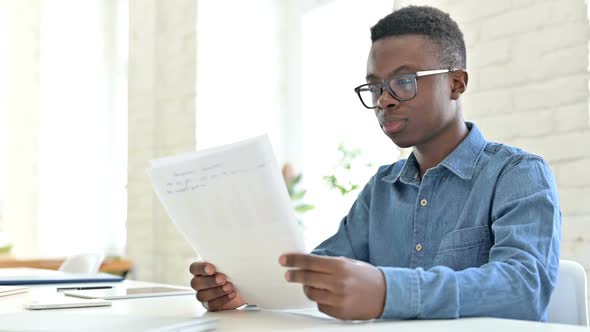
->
[148,135,314,310]
[0,285,28,297]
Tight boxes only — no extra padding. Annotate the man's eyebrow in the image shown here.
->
[365,65,414,81]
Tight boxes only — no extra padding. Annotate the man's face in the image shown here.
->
[367,34,461,148]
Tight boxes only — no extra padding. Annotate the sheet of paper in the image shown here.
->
[0,285,28,297]
[149,135,313,310]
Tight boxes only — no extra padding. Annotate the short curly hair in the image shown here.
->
[370,6,466,70]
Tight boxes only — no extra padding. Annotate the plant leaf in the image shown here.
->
[291,190,307,200]
[295,204,315,213]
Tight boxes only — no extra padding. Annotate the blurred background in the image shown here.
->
[0,0,588,308]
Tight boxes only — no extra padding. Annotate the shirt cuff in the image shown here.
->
[377,266,420,319]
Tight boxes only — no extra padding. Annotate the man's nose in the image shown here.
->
[377,88,399,110]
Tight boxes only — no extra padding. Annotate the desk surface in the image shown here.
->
[0,276,587,331]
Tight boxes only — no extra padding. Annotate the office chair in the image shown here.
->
[58,253,105,274]
[547,260,589,326]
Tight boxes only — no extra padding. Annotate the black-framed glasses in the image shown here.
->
[354,69,452,109]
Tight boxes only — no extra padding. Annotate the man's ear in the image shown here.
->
[450,70,468,100]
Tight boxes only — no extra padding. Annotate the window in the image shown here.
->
[298,0,397,249]
[37,0,128,256]
[196,0,284,160]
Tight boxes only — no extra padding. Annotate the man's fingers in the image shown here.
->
[189,261,216,276]
[190,273,227,291]
[302,286,340,306]
[207,291,237,311]
[318,303,343,320]
[196,283,234,302]
[279,253,340,273]
[285,270,335,291]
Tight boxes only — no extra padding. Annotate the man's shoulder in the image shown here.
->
[481,140,550,176]
[483,140,543,160]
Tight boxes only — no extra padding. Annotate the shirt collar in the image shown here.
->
[381,152,420,184]
[439,122,487,180]
[381,122,487,183]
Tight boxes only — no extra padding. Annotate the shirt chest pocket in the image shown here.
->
[433,225,491,271]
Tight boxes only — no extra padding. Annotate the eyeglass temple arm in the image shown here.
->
[415,69,455,77]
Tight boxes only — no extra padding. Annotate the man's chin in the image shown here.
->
[386,134,414,149]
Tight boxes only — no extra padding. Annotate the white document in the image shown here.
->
[148,135,313,310]
[0,285,28,297]
[23,297,112,310]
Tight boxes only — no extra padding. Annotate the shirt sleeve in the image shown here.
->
[378,156,561,321]
[311,175,375,262]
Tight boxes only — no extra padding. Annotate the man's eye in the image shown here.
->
[366,85,382,94]
[396,78,413,86]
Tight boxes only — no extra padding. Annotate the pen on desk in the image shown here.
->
[56,286,113,292]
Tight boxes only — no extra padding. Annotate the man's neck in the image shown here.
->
[413,121,469,179]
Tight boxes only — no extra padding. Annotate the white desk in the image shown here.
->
[0,278,588,331]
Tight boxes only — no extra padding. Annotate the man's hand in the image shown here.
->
[279,253,386,321]
[189,261,247,311]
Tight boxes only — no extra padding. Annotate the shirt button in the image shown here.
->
[420,199,428,207]
[416,243,423,252]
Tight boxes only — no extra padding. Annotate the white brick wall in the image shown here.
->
[127,0,197,286]
[398,0,590,310]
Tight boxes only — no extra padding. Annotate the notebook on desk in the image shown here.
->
[0,268,123,285]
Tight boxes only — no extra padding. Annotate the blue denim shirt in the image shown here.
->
[313,122,561,321]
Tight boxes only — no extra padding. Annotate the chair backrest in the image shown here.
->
[547,260,589,326]
[58,253,105,274]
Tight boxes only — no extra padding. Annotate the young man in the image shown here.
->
[189,6,561,321]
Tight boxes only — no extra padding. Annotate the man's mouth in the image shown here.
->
[381,119,407,134]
